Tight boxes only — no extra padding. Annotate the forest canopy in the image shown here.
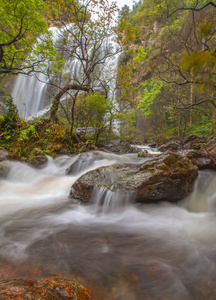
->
[0,0,216,157]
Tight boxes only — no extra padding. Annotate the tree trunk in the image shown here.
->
[212,92,216,137]
[70,91,79,138]
[189,82,194,127]
[50,84,89,122]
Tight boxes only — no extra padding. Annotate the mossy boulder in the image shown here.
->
[70,151,198,204]
[0,277,92,300]
[28,148,48,169]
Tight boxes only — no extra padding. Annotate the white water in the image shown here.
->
[12,27,120,120]
[1,151,216,299]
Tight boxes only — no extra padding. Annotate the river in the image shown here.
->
[0,151,216,300]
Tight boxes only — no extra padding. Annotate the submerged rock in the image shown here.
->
[0,277,92,300]
[70,151,198,204]
[28,148,48,169]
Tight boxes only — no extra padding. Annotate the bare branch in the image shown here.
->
[168,1,216,17]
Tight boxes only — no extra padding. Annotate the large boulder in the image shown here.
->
[0,277,92,300]
[70,151,198,204]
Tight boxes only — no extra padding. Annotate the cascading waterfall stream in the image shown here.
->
[12,26,120,120]
[5,21,216,300]
[1,151,216,299]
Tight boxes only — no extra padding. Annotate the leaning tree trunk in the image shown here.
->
[212,92,216,137]
[70,90,79,139]
[50,84,90,122]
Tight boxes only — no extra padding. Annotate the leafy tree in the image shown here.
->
[85,93,113,143]
[48,0,120,138]
[118,0,216,139]
[0,0,58,76]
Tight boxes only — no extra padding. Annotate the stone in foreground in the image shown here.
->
[0,277,92,300]
[70,151,198,204]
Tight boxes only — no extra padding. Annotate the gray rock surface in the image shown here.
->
[70,151,198,204]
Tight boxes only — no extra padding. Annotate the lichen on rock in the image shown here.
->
[0,277,93,300]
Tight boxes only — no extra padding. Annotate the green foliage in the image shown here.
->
[2,96,19,134]
[86,94,112,124]
[0,116,72,160]
[19,125,37,141]
[85,93,113,143]
[0,0,61,75]
[190,115,212,136]
[138,79,168,116]
[117,0,216,141]
[133,47,147,66]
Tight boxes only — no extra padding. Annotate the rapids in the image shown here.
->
[0,151,216,300]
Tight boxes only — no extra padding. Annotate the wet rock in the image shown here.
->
[81,143,99,152]
[159,140,182,152]
[182,134,207,150]
[0,148,21,162]
[70,151,198,204]
[0,277,92,300]
[66,151,105,175]
[99,139,137,154]
[183,149,216,170]
[137,150,150,157]
[28,148,48,169]
[0,148,21,178]
[0,161,10,177]
[200,137,216,157]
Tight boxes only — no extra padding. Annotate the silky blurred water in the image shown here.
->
[0,152,216,299]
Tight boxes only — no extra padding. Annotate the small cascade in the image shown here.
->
[187,170,216,212]
[90,186,135,213]
[11,26,120,120]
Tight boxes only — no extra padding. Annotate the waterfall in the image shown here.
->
[11,26,120,120]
